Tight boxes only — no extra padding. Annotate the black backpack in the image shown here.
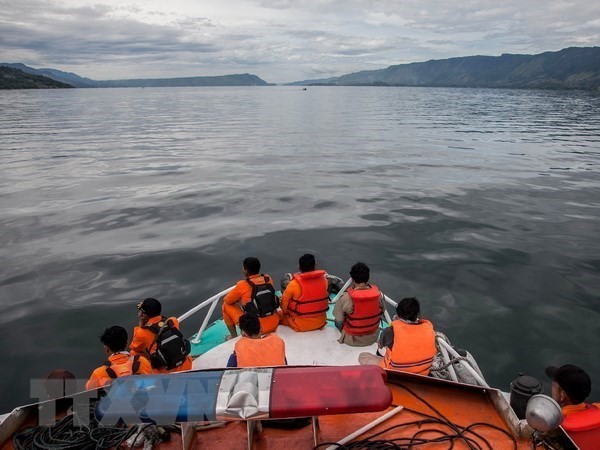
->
[244,275,279,318]
[144,318,191,370]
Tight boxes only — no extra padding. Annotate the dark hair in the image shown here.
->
[298,253,316,272]
[243,257,261,276]
[45,369,75,399]
[138,297,161,318]
[396,297,420,322]
[349,262,370,284]
[100,326,128,352]
[238,313,261,336]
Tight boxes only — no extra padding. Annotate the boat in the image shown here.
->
[0,275,582,449]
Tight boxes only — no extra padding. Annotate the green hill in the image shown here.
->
[0,66,74,89]
[289,47,600,90]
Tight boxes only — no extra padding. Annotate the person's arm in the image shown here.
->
[333,293,352,330]
[280,279,299,313]
[378,326,394,349]
[85,367,105,390]
[129,327,148,355]
[223,282,243,305]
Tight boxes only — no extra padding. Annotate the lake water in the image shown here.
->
[1,86,599,413]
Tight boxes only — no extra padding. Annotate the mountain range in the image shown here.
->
[2,46,600,90]
[0,66,74,89]
[0,63,271,88]
[287,47,600,90]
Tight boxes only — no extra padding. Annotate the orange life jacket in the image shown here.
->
[562,404,600,450]
[562,404,600,431]
[104,354,143,379]
[287,270,329,316]
[381,319,436,375]
[343,285,383,336]
[235,334,286,367]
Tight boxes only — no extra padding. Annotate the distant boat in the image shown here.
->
[302,87,307,90]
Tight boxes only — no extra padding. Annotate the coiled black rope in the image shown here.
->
[13,402,137,450]
[315,381,518,450]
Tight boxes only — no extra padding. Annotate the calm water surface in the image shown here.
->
[1,86,599,412]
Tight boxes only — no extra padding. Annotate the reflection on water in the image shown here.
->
[1,86,599,412]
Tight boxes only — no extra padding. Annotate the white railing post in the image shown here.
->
[436,338,489,388]
[330,278,352,304]
[436,337,459,383]
[191,299,221,344]
[178,287,234,323]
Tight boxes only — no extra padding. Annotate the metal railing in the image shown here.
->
[178,286,234,344]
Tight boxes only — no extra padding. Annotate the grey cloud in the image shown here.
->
[1,0,599,83]
[0,1,222,69]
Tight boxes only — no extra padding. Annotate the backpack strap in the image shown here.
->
[246,277,256,287]
[103,360,117,379]
[132,355,141,374]
[142,316,168,334]
[147,317,172,351]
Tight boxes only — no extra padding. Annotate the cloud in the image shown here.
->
[1,0,599,83]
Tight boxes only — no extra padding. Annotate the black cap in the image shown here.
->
[137,298,161,317]
[545,364,591,404]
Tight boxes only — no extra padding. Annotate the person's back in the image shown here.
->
[222,257,280,339]
[129,298,192,373]
[546,364,600,450]
[280,254,329,332]
[359,297,436,375]
[333,262,384,347]
[227,313,287,367]
[87,326,152,390]
[381,317,436,375]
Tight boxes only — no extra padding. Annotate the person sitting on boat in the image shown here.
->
[546,364,600,448]
[359,297,437,375]
[280,253,330,332]
[129,298,193,373]
[45,368,75,399]
[86,326,152,390]
[222,257,280,340]
[332,262,384,346]
[226,312,287,367]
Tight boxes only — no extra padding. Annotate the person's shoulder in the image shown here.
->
[286,278,300,288]
[339,291,351,301]
[90,364,108,378]
[269,333,286,346]
[235,278,250,288]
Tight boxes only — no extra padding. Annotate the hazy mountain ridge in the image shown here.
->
[94,73,270,87]
[288,47,600,90]
[3,46,600,90]
[0,66,74,89]
[0,63,271,88]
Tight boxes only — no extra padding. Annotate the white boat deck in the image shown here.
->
[192,325,378,369]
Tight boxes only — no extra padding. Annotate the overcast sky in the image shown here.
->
[1,0,599,84]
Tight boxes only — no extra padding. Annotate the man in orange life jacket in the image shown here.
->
[280,253,330,332]
[226,313,287,367]
[333,262,384,346]
[129,298,193,373]
[86,326,152,390]
[359,297,437,376]
[222,257,280,340]
[545,364,600,449]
